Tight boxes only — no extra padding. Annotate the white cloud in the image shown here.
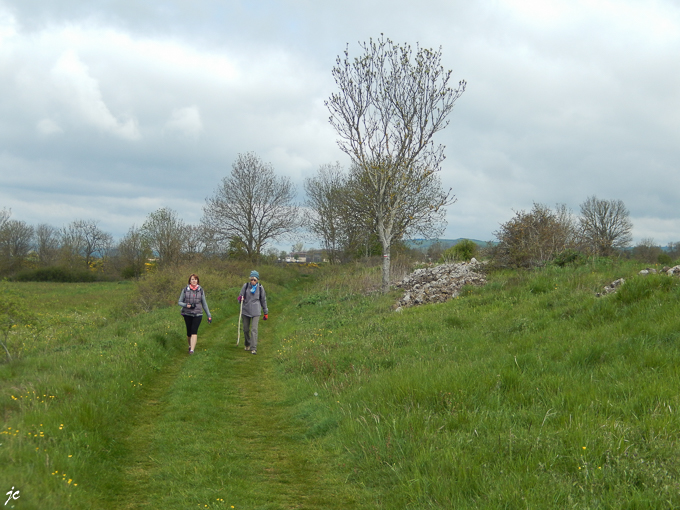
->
[164,106,203,139]
[50,50,141,140]
[0,8,17,47]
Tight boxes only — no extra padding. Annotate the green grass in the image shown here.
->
[274,260,680,508]
[2,260,680,508]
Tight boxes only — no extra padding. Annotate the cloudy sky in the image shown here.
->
[1,0,679,249]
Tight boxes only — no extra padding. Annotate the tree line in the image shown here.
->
[0,143,447,280]
[490,198,680,268]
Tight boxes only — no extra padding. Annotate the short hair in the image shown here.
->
[188,273,200,284]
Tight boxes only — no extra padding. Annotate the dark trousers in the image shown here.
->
[183,314,202,336]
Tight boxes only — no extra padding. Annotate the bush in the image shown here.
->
[553,248,584,267]
[492,203,578,268]
[658,253,673,265]
[441,239,478,263]
[14,267,98,282]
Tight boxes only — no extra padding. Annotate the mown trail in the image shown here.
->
[103,284,370,510]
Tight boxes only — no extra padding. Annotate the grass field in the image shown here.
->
[2,259,680,508]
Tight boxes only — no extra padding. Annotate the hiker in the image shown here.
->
[178,273,212,355]
[237,270,268,355]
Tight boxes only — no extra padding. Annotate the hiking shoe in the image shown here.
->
[244,346,250,351]
[251,349,257,355]
[189,350,194,355]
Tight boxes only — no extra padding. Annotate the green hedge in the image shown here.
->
[14,267,99,282]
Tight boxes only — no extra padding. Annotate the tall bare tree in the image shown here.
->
[140,208,186,266]
[579,196,633,256]
[0,208,9,230]
[183,224,207,258]
[118,225,152,278]
[326,36,465,292]
[35,224,60,267]
[304,163,349,263]
[0,219,34,273]
[77,220,113,269]
[60,220,112,270]
[202,152,299,261]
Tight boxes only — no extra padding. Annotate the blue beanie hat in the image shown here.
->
[250,270,259,279]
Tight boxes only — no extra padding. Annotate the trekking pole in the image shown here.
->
[237,296,243,346]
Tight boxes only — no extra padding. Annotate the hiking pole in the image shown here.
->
[236,297,243,345]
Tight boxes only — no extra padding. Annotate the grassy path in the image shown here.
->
[103,291,370,510]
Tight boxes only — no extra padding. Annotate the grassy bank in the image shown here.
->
[274,259,680,508]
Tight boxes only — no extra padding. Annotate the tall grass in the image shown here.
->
[0,281,189,508]
[274,260,680,508]
[3,259,680,508]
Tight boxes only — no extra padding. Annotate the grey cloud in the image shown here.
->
[0,0,679,246]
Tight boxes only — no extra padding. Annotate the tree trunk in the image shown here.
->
[381,243,390,294]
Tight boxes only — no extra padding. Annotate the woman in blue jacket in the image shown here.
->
[237,270,268,354]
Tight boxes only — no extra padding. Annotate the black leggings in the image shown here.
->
[183,315,203,336]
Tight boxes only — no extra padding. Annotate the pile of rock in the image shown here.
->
[644,265,680,276]
[596,266,680,297]
[394,259,487,309]
[596,278,625,297]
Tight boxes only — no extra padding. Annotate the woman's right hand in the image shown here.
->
[237,295,242,303]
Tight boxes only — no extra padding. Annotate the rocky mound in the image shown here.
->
[596,278,625,297]
[394,259,487,309]
[643,265,680,276]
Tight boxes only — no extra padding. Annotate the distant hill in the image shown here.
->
[405,238,494,251]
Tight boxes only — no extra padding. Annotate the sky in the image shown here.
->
[1,0,679,250]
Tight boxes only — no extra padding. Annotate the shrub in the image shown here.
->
[658,253,672,265]
[440,239,478,263]
[14,267,98,282]
[492,203,578,268]
[553,248,584,267]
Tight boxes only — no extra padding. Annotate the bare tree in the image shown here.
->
[140,208,186,266]
[60,220,112,269]
[0,219,34,273]
[59,221,85,268]
[326,36,465,292]
[35,224,60,267]
[77,220,113,269]
[666,241,680,262]
[632,237,662,263]
[118,225,152,278]
[0,208,9,230]
[183,224,207,258]
[579,196,633,256]
[202,152,299,261]
[304,163,348,263]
